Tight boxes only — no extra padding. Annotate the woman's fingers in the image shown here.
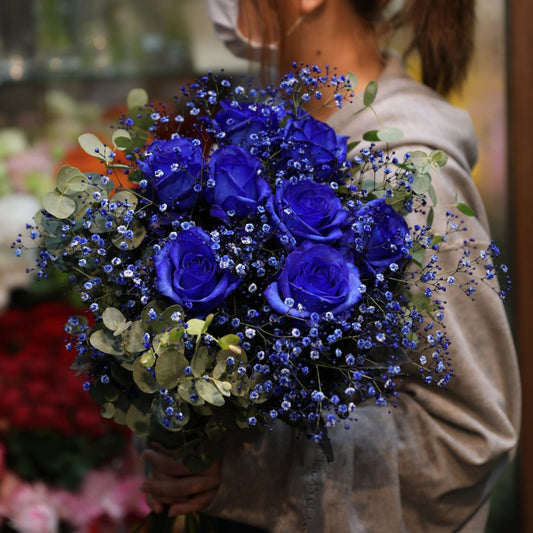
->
[141,472,220,502]
[141,450,222,514]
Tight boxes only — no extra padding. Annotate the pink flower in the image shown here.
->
[5,482,59,533]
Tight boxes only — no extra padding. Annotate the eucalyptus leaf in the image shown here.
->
[155,347,189,389]
[429,149,448,168]
[78,133,112,162]
[191,346,209,378]
[218,334,241,350]
[101,403,116,419]
[133,356,159,394]
[411,173,431,195]
[126,403,151,436]
[56,166,88,195]
[111,221,146,250]
[90,329,124,356]
[112,129,133,151]
[112,189,139,210]
[123,321,146,353]
[178,379,205,406]
[186,319,205,336]
[42,191,76,219]
[139,349,156,368]
[427,206,435,228]
[214,380,232,397]
[195,378,225,407]
[363,80,378,107]
[127,88,149,110]
[457,202,475,217]
[346,140,361,154]
[102,307,128,332]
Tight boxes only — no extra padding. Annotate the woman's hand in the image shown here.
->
[141,443,221,517]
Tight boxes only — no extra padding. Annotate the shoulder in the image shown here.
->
[329,52,478,173]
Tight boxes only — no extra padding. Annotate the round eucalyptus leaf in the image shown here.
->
[133,357,159,394]
[186,318,205,336]
[78,133,111,162]
[178,379,205,406]
[112,221,146,251]
[155,347,189,389]
[101,402,116,419]
[377,127,403,143]
[123,321,147,353]
[195,378,225,407]
[214,380,232,398]
[102,307,128,332]
[56,165,89,194]
[113,189,139,210]
[126,402,151,436]
[112,129,133,151]
[42,191,76,219]
[90,329,124,356]
[127,88,149,110]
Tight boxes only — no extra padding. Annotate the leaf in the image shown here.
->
[133,356,159,394]
[362,130,380,142]
[363,80,378,107]
[111,221,146,250]
[56,166,88,194]
[346,71,358,89]
[101,403,116,419]
[411,173,431,195]
[155,347,188,389]
[380,127,402,142]
[186,319,205,336]
[42,191,76,219]
[457,202,475,217]
[218,334,241,350]
[407,151,429,170]
[126,403,151,436]
[427,206,435,228]
[346,140,361,154]
[127,88,149,110]
[112,189,139,210]
[195,378,225,407]
[178,379,205,406]
[123,321,146,353]
[139,349,156,368]
[78,133,112,162]
[191,346,209,378]
[429,149,448,168]
[102,307,128,333]
[90,329,124,356]
[112,129,133,151]
[214,380,232,397]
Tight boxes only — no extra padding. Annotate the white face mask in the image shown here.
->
[207,0,302,62]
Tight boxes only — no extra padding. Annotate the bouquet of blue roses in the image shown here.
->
[16,65,508,531]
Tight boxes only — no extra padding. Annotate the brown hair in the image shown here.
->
[353,0,476,95]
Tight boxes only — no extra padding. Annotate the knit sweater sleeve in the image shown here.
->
[205,56,520,532]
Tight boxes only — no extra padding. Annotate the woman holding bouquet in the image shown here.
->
[141,1,521,531]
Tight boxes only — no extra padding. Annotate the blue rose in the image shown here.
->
[280,114,348,182]
[138,136,203,212]
[266,179,347,246]
[205,145,271,220]
[264,243,363,318]
[350,198,410,277]
[214,101,287,147]
[153,226,240,316]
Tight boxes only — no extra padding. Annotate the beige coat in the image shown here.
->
[206,54,521,533]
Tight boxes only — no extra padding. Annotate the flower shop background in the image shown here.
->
[0,0,525,532]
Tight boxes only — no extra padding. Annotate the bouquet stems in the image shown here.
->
[147,506,177,533]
